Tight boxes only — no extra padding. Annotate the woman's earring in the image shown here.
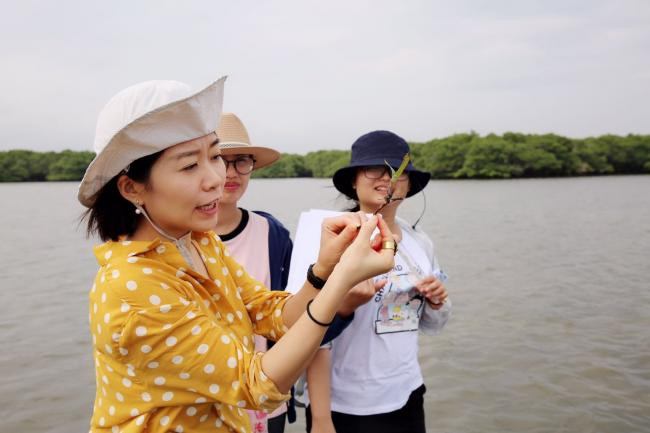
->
[134,201,142,215]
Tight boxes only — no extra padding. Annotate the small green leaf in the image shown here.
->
[374,153,411,215]
[391,154,410,185]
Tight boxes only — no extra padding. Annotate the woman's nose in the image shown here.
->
[225,161,239,177]
[203,161,225,190]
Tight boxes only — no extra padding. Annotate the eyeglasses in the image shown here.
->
[361,166,408,181]
[223,155,256,175]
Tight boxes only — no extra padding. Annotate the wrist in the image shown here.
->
[337,305,354,318]
[320,264,359,302]
[307,264,328,290]
[328,261,357,288]
[311,413,334,422]
[312,262,333,281]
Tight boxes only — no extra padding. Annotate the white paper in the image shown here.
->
[286,209,343,294]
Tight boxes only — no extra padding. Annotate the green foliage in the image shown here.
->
[412,133,475,178]
[601,134,650,173]
[0,150,59,181]
[252,154,312,178]
[0,149,94,182]
[253,150,350,178]
[572,138,614,174]
[457,135,523,178]
[303,150,350,178]
[0,150,32,181]
[47,150,95,181]
[2,132,649,182]
[511,133,578,175]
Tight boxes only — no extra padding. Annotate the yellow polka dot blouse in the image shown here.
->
[88,232,291,433]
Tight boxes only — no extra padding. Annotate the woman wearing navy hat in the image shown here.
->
[304,131,452,433]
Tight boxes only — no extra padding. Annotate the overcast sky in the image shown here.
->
[1,0,649,154]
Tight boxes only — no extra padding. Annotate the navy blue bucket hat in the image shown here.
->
[333,130,431,200]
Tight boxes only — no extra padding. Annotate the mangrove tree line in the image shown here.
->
[1,133,648,182]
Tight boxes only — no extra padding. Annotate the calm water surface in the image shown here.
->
[0,176,648,433]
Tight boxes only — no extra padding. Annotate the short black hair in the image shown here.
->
[83,151,163,241]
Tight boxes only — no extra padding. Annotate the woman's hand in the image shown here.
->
[334,214,395,288]
[313,212,366,278]
[415,275,448,310]
[311,418,336,433]
[338,278,386,317]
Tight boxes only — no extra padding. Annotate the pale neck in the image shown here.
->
[129,214,193,250]
[129,207,204,273]
[214,202,242,236]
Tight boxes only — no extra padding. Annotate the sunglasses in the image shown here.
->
[361,165,408,181]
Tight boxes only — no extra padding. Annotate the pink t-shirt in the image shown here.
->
[222,211,272,290]
[221,210,287,423]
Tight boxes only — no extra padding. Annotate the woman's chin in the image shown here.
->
[189,213,220,232]
[368,196,388,205]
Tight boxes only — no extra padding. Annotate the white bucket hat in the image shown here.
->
[78,76,227,207]
[216,113,280,169]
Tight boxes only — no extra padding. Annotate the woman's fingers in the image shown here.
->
[424,285,447,305]
[339,214,395,283]
[322,213,368,250]
[356,214,379,241]
[323,211,367,234]
[430,286,446,297]
[415,275,448,305]
[376,213,394,242]
[321,217,346,235]
[374,279,388,292]
[370,232,383,251]
[416,275,436,286]
[317,214,369,274]
[355,211,368,225]
[372,214,397,255]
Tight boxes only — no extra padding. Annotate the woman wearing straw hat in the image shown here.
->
[212,113,354,433]
[79,78,397,433]
[302,131,452,433]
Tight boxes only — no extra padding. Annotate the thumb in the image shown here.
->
[331,221,359,250]
[373,279,388,293]
[370,233,382,252]
[356,215,378,244]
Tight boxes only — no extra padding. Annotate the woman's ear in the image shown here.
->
[116,174,145,205]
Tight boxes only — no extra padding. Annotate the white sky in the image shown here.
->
[1,0,649,153]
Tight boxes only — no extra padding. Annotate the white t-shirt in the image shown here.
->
[287,211,451,414]
[328,226,450,415]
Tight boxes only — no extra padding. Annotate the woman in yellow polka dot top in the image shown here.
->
[77,77,397,433]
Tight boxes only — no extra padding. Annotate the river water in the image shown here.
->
[0,176,648,432]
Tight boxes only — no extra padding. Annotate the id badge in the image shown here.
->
[375,272,424,334]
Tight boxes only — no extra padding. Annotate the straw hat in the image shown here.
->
[216,113,280,169]
[333,130,431,200]
[78,77,227,207]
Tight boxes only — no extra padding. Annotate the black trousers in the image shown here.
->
[268,412,286,433]
[306,384,426,433]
